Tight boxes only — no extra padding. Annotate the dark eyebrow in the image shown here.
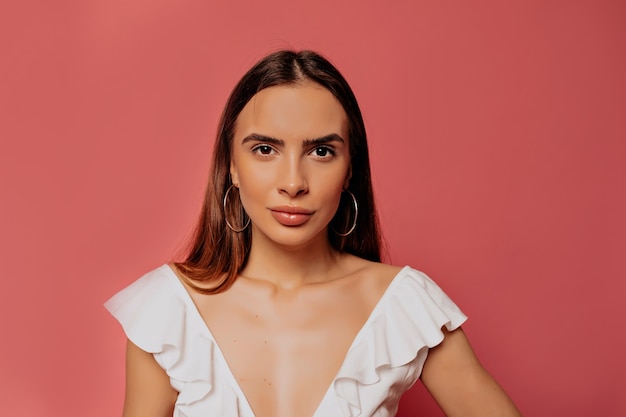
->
[241,133,344,146]
[241,133,284,146]
[303,134,345,147]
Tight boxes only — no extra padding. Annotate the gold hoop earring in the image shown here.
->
[223,185,250,233]
[331,190,358,237]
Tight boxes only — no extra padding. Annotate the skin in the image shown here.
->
[122,82,521,417]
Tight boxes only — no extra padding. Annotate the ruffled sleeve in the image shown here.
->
[104,266,221,416]
[331,267,468,417]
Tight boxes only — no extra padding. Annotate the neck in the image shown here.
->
[240,230,343,290]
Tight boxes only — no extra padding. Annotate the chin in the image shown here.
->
[254,225,329,249]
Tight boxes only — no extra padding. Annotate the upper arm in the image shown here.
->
[123,339,178,417]
[420,327,522,417]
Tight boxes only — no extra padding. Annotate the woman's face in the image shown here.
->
[230,82,351,249]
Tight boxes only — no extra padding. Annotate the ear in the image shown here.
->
[230,160,240,187]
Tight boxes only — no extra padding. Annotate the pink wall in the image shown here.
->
[1,1,624,415]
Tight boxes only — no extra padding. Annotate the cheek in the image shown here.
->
[318,176,347,210]
[235,158,271,187]
[236,167,272,210]
[318,166,350,190]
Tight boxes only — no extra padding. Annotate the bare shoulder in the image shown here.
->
[338,256,405,303]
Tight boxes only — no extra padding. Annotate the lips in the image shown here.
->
[269,206,314,226]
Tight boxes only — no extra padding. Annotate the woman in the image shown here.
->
[106,50,521,417]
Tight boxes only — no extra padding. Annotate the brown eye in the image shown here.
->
[253,145,274,156]
[315,147,329,157]
[311,146,336,159]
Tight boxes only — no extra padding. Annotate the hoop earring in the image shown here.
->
[331,190,358,237]
[223,185,250,233]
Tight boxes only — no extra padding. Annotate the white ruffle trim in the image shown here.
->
[105,266,467,417]
[332,267,467,416]
[105,267,234,416]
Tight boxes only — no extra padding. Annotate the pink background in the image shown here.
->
[1,1,624,416]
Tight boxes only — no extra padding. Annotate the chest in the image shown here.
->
[191,285,377,417]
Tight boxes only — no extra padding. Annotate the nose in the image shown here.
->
[277,155,308,197]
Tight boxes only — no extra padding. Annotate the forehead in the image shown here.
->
[235,82,349,140]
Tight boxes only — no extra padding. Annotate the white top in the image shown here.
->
[105,265,467,417]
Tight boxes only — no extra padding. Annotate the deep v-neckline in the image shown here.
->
[164,264,409,417]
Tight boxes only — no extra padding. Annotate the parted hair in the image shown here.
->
[175,50,383,293]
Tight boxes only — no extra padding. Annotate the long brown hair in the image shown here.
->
[175,50,383,293]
